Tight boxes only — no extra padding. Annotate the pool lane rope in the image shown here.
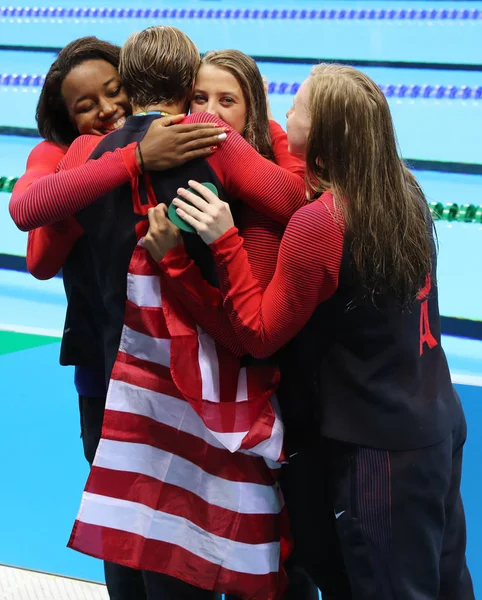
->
[2,6,482,20]
[1,75,482,100]
[0,176,481,224]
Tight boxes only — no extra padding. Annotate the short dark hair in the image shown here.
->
[120,26,200,109]
[36,36,121,147]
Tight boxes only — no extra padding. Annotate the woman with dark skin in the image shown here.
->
[10,36,223,600]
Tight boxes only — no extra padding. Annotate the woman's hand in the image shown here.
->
[143,204,183,262]
[137,114,228,172]
[172,180,234,245]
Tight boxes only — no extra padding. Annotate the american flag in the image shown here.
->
[68,228,290,600]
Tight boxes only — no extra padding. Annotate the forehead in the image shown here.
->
[62,59,117,97]
[196,64,241,91]
[294,78,311,106]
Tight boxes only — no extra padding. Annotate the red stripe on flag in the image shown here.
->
[112,352,178,396]
[187,391,276,436]
[129,244,161,276]
[69,522,286,600]
[101,410,277,486]
[85,467,279,542]
[124,300,170,339]
[235,403,278,453]
[217,340,244,402]
[113,350,278,437]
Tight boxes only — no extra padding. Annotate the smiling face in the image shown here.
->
[61,59,129,136]
[286,78,312,160]
[191,64,247,135]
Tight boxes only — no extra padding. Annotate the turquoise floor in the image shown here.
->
[0,272,481,594]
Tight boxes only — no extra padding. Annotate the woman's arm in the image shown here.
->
[269,120,306,178]
[10,141,67,229]
[185,113,307,224]
[160,245,247,357]
[172,186,345,358]
[27,218,84,280]
[210,199,343,357]
[152,193,343,359]
[10,137,139,231]
[9,116,225,231]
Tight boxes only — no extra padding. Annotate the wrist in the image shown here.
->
[120,143,142,178]
[136,142,146,173]
[209,227,240,256]
[159,242,187,268]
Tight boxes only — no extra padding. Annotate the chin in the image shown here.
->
[289,145,305,160]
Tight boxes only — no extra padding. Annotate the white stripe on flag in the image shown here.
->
[197,327,220,403]
[106,380,282,463]
[119,326,171,367]
[235,367,248,402]
[242,394,284,463]
[107,379,237,450]
[127,273,161,307]
[207,430,250,454]
[244,416,284,463]
[94,438,281,515]
[80,492,280,575]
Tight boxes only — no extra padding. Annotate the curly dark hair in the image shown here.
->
[36,36,121,146]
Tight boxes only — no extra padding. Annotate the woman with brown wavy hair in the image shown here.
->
[192,50,276,161]
[147,63,474,600]
[190,49,306,296]
[190,49,319,600]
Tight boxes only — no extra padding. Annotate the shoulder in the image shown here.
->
[27,140,66,164]
[69,134,103,153]
[286,192,344,239]
[280,192,344,279]
[60,134,104,169]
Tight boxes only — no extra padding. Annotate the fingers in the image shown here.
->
[181,146,219,161]
[174,207,204,233]
[172,198,209,223]
[147,204,168,228]
[180,128,228,145]
[147,205,159,228]
[185,180,220,204]
[171,123,228,134]
[182,134,226,152]
[157,113,186,127]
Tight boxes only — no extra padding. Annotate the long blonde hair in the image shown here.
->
[305,64,432,306]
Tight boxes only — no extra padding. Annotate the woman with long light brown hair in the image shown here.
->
[192,50,277,160]
[190,49,320,600]
[145,64,474,599]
